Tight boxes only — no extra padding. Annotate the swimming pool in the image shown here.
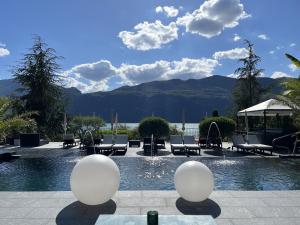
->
[0,157,300,191]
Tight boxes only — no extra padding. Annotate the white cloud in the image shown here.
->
[0,42,6,47]
[176,0,250,38]
[269,50,275,54]
[289,64,297,72]
[156,6,179,17]
[270,71,292,79]
[63,60,117,81]
[120,58,219,85]
[233,34,241,42]
[163,58,219,80]
[0,48,10,57]
[257,34,269,40]
[118,20,178,51]
[63,57,219,92]
[290,43,296,47]
[213,48,248,60]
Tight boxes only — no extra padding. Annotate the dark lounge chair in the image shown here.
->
[112,135,128,154]
[143,137,154,155]
[63,134,78,148]
[98,134,113,154]
[231,134,256,152]
[184,135,201,155]
[248,134,273,154]
[170,135,185,154]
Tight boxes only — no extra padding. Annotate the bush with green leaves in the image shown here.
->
[199,116,236,138]
[69,115,105,140]
[138,116,170,138]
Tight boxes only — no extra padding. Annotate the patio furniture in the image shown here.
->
[155,138,165,149]
[20,133,40,147]
[183,135,201,155]
[63,134,78,148]
[248,134,273,154]
[112,135,128,154]
[96,215,216,225]
[129,139,141,147]
[143,137,154,155]
[231,134,256,152]
[98,134,114,154]
[170,135,186,154]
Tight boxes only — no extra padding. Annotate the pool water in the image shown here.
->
[0,157,300,191]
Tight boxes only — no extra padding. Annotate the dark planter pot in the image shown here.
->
[20,133,40,147]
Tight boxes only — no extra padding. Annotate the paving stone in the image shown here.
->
[142,190,178,198]
[115,207,141,215]
[229,191,278,198]
[26,208,62,219]
[0,208,33,219]
[215,218,234,225]
[118,197,166,207]
[218,207,254,219]
[0,218,50,225]
[246,206,300,218]
[216,197,267,207]
[141,206,181,215]
[262,197,300,207]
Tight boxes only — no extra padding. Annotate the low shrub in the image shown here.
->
[199,116,236,138]
[138,116,170,138]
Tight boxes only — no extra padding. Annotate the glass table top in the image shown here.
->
[95,215,216,225]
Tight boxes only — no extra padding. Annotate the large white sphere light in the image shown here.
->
[174,161,214,202]
[70,154,120,205]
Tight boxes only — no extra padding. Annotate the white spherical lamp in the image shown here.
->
[174,161,214,202]
[70,155,120,205]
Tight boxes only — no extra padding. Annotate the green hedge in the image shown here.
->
[138,116,170,138]
[97,128,140,140]
[199,116,236,138]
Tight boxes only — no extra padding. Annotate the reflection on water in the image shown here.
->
[0,157,300,191]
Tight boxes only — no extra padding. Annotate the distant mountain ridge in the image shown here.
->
[0,76,284,122]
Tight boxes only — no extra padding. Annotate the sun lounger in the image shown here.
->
[231,134,256,152]
[184,135,201,155]
[170,135,186,154]
[143,137,154,155]
[112,135,128,154]
[248,134,273,153]
[63,134,78,148]
[98,134,113,153]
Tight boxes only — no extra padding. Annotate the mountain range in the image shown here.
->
[0,76,284,122]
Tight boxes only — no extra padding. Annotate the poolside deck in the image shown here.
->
[0,141,284,158]
[0,190,300,225]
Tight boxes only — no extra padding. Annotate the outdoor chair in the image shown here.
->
[98,134,113,154]
[63,134,78,148]
[248,134,273,154]
[112,135,128,154]
[155,138,165,149]
[183,135,201,155]
[170,135,185,154]
[231,134,256,152]
[143,137,154,155]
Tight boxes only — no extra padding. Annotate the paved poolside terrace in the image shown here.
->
[0,191,300,225]
[0,142,300,225]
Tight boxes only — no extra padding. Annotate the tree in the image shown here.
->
[69,115,105,140]
[13,36,64,139]
[233,40,264,110]
[138,116,170,138]
[277,54,300,129]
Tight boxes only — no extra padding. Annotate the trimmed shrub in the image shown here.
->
[199,116,236,138]
[138,116,170,138]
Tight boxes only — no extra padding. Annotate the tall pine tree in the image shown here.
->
[13,36,64,139]
[233,40,264,110]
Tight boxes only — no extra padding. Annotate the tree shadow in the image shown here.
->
[56,200,116,225]
[175,198,221,218]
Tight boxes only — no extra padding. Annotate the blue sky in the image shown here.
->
[0,0,299,92]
